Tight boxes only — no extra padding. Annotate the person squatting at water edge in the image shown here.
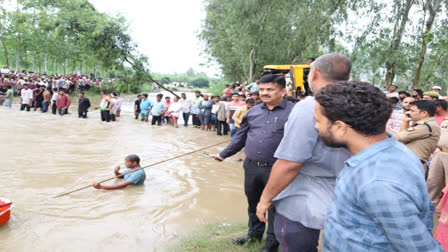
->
[91,154,146,190]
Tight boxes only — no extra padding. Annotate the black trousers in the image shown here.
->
[78,111,88,118]
[152,115,162,125]
[20,104,30,111]
[243,159,278,246]
[216,120,229,135]
[101,110,111,122]
[192,114,201,126]
[52,102,57,114]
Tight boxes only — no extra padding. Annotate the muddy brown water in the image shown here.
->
[0,92,247,251]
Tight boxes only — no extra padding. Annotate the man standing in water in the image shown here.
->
[96,90,112,122]
[56,89,71,116]
[2,85,14,108]
[198,94,213,131]
[139,94,152,122]
[180,93,192,127]
[42,87,51,113]
[78,92,91,119]
[256,53,352,251]
[212,74,294,252]
[20,83,33,111]
[92,154,146,190]
[134,94,142,120]
[51,88,58,114]
[315,82,441,251]
[151,94,166,126]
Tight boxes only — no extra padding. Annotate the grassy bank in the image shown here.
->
[170,222,265,252]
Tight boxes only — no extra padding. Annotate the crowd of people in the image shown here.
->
[2,54,448,251]
[208,53,447,252]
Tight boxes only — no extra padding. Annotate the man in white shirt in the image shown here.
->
[180,93,192,127]
[0,66,11,77]
[386,85,399,98]
[20,83,33,111]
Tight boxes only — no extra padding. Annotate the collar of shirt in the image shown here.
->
[345,133,395,168]
[415,117,436,125]
[260,99,289,111]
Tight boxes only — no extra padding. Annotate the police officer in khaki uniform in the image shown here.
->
[427,117,448,205]
[394,100,440,174]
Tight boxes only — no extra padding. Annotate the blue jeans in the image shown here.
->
[41,101,49,113]
[229,123,237,137]
[183,112,190,126]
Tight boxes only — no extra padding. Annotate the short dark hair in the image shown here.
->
[410,100,436,117]
[80,92,85,95]
[157,93,163,98]
[312,53,351,81]
[7,85,11,89]
[181,93,186,96]
[246,98,255,104]
[388,97,399,105]
[413,89,424,97]
[259,74,286,88]
[125,154,140,164]
[390,85,398,88]
[251,91,259,96]
[143,94,148,98]
[435,99,448,111]
[315,81,392,136]
[398,91,409,96]
[165,96,170,99]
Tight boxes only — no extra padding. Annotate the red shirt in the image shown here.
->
[57,94,71,109]
[435,114,448,125]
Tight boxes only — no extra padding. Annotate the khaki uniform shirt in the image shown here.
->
[232,106,249,128]
[398,117,440,162]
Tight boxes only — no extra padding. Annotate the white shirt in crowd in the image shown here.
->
[212,103,220,114]
[180,98,192,113]
[168,102,182,117]
[0,68,10,75]
[51,92,58,102]
[21,89,33,104]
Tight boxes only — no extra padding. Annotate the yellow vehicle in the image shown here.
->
[262,64,311,96]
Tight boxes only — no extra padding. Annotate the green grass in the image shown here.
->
[170,222,265,252]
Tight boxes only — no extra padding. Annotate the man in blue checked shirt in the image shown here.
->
[314,81,442,251]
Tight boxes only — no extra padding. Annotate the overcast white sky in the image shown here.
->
[90,0,221,77]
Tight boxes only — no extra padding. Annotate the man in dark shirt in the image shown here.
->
[212,74,294,252]
[78,92,91,119]
[134,94,142,120]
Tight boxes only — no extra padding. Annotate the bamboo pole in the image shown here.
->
[53,140,231,198]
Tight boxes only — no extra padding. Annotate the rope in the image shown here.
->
[53,140,230,198]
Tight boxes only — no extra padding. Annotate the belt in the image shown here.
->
[247,159,275,167]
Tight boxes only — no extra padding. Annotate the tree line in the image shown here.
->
[0,0,151,93]
[199,0,448,92]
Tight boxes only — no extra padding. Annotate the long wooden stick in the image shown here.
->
[53,140,231,198]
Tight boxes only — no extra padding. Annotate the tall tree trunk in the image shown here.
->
[412,0,442,89]
[384,0,414,88]
[44,49,48,74]
[0,39,9,67]
[15,35,20,72]
[248,48,255,82]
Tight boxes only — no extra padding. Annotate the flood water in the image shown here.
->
[0,92,247,251]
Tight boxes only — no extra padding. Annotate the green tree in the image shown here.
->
[191,77,210,88]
